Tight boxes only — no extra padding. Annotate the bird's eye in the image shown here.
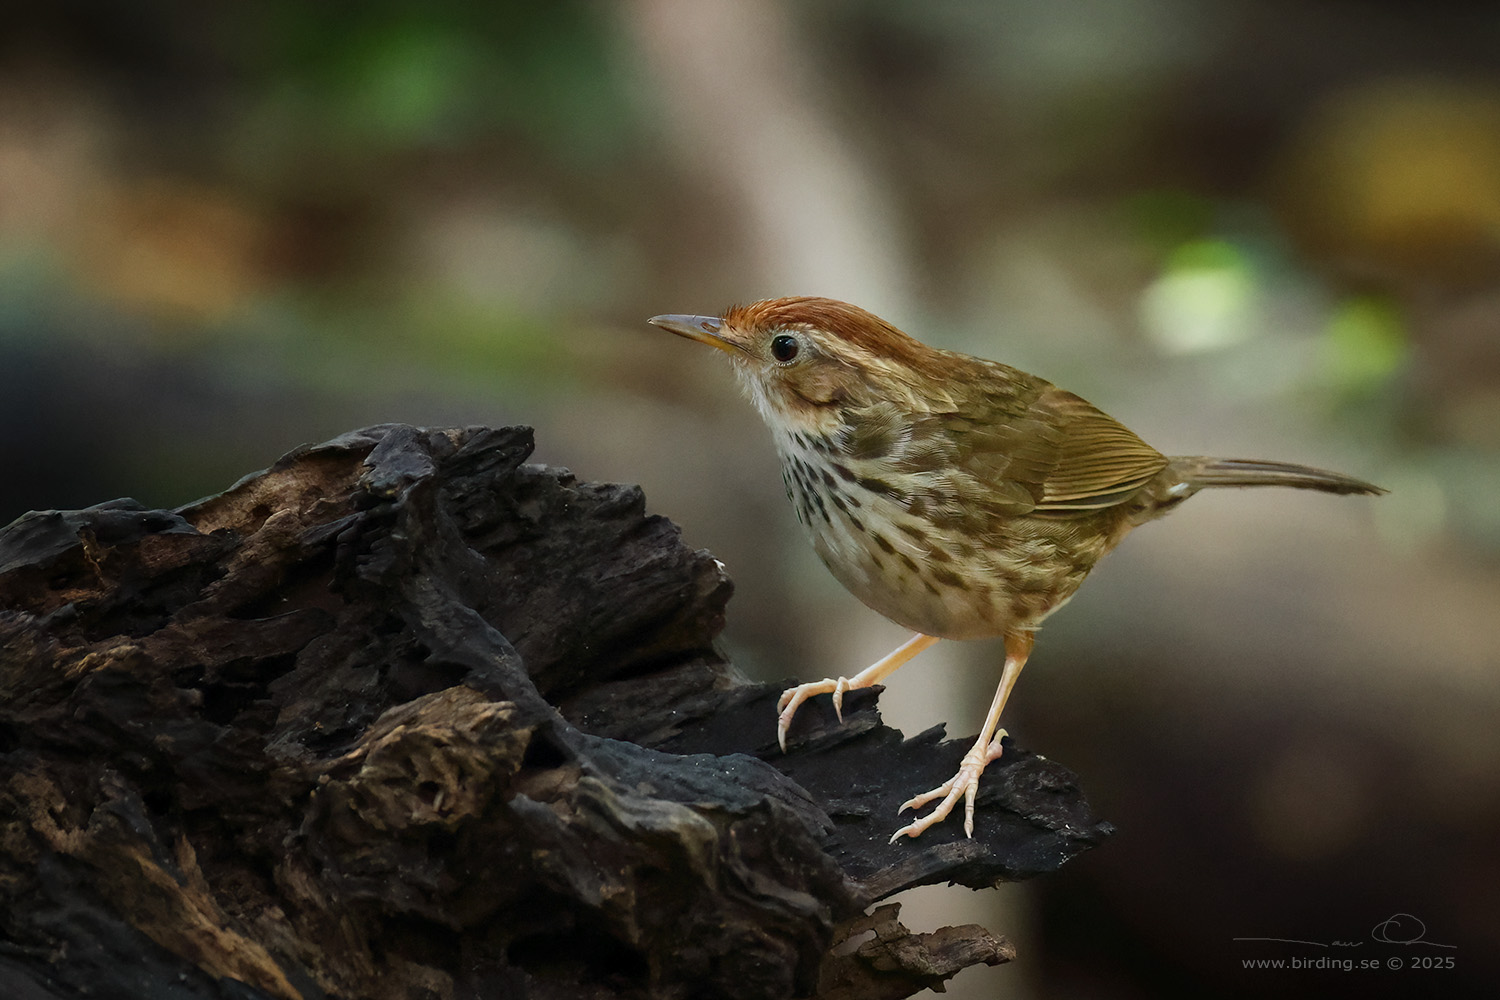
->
[770,334,800,363]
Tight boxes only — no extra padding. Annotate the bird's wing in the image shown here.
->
[900,385,1167,516]
[1018,388,1169,510]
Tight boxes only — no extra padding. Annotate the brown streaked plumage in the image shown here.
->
[650,296,1384,842]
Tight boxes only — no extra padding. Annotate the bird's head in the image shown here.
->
[649,296,951,433]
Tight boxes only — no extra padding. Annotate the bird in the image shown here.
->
[649,296,1384,842]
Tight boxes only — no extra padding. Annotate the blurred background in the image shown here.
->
[2,1,1497,997]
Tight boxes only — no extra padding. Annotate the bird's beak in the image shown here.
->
[648,313,738,355]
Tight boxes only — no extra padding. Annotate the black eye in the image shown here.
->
[770,334,800,362]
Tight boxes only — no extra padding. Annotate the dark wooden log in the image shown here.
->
[0,424,1111,999]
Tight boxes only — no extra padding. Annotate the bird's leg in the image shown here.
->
[777,632,940,751]
[890,630,1034,841]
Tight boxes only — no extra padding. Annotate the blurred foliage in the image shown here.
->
[1123,189,1220,254]
[1321,295,1410,399]
[241,0,637,163]
[1139,237,1258,354]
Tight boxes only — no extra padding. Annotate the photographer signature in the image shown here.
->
[1233,913,1456,949]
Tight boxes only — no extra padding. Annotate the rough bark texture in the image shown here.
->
[0,424,1111,999]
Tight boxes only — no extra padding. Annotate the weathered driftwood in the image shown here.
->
[0,424,1110,999]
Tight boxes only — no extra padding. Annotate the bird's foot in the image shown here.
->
[776,676,855,751]
[889,729,1008,842]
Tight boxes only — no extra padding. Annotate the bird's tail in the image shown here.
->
[1169,457,1386,496]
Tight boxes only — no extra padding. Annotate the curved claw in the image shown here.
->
[775,676,852,752]
[831,676,851,722]
[775,687,811,752]
[890,771,971,841]
[774,633,942,755]
[888,730,1008,843]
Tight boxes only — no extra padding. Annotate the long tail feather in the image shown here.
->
[1170,457,1386,496]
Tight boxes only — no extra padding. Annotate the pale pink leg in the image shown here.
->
[890,631,1034,842]
[776,633,940,751]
